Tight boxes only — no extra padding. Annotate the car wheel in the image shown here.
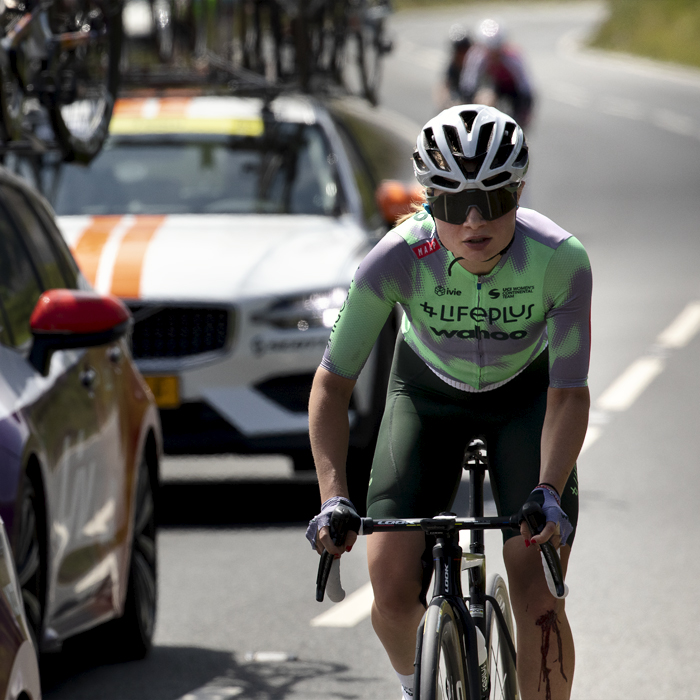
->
[106,455,157,660]
[15,473,44,651]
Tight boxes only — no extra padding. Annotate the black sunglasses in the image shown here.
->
[429,186,519,224]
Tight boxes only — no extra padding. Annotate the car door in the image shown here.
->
[0,181,125,637]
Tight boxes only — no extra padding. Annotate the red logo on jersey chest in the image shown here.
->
[412,239,440,259]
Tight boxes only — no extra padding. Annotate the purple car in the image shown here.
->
[0,514,41,699]
[0,166,162,664]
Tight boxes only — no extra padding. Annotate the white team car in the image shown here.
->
[50,92,409,492]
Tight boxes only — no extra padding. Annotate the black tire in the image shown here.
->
[0,52,25,143]
[104,454,157,660]
[355,21,382,106]
[418,601,469,700]
[47,0,122,163]
[14,472,45,653]
[485,574,519,700]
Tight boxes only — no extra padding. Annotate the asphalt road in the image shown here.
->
[42,3,700,699]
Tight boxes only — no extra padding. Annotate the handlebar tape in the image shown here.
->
[315,505,360,603]
[521,501,567,599]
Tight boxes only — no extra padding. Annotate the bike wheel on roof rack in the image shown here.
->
[0,51,25,144]
[47,0,122,164]
[355,10,388,105]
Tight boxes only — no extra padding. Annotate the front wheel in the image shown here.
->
[485,574,519,700]
[418,600,469,700]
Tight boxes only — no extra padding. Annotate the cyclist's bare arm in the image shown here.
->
[309,367,358,555]
[523,385,590,545]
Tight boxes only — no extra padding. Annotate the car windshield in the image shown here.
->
[51,123,342,216]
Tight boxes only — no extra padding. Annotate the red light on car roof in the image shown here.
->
[30,289,131,334]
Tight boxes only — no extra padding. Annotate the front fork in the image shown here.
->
[427,532,485,700]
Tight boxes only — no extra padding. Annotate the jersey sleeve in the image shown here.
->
[320,232,406,380]
[543,236,592,388]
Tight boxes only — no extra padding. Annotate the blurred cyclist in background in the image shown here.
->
[440,23,472,106]
[459,18,535,128]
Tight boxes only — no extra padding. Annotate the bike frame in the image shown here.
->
[362,504,519,699]
[315,442,565,698]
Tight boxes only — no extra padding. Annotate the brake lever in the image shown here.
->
[315,505,359,603]
[521,501,567,599]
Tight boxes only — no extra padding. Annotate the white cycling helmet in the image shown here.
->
[412,104,528,192]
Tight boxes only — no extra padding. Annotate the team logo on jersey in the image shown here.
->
[411,238,440,259]
[490,286,535,299]
[435,285,461,297]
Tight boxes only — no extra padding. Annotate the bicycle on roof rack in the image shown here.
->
[0,0,122,162]
[165,0,391,104]
[315,438,568,700]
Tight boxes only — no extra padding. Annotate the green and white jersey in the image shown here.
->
[322,207,592,392]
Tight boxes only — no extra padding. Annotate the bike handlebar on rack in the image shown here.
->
[315,504,567,602]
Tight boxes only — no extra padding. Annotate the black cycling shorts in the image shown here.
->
[366,336,579,545]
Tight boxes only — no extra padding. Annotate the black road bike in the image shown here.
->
[315,439,566,700]
[0,0,122,162]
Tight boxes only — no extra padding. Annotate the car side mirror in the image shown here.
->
[29,289,132,375]
[375,180,425,227]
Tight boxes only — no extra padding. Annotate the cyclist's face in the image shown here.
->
[435,184,523,275]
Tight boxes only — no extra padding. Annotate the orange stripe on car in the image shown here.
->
[113,98,150,117]
[110,216,166,299]
[73,216,122,286]
[157,97,192,116]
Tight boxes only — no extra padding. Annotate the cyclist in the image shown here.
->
[459,18,535,128]
[307,104,591,700]
[435,23,473,109]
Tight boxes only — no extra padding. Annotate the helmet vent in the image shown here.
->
[491,123,516,169]
[456,155,486,180]
[459,110,478,133]
[482,172,512,188]
[443,125,462,156]
[431,176,460,190]
[423,127,449,171]
[475,122,495,155]
[513,143,529,168]
[413,151,428,172]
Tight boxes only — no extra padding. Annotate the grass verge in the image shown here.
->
[393,0,575,8]
[590,0,700,69]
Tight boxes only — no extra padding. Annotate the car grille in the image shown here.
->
[128,304,230,359]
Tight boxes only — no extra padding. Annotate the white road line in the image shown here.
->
[178,683,243,699]
[656,300,700,348]
[580,424,603,455]
[595,356,665,412]
[594,300,700,413]
[652,109,696,137]
[310,581,374,627]
[598,96,644,121]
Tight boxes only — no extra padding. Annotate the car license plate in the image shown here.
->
[144,376,180,409]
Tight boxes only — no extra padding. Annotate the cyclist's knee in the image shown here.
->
[367,531,425,619]
[504,539,570,617]
[372,575,423,621]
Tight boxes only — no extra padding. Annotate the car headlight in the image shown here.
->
[254,287,347,330]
